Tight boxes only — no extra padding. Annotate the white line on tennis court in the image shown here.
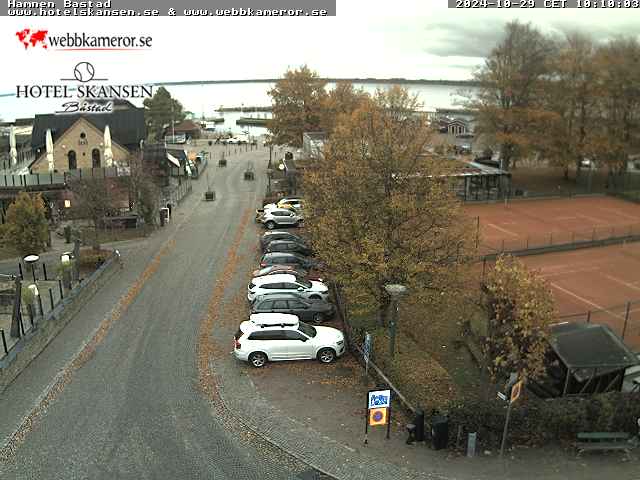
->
[576,213,606,225]
[550,282,625,320]
[540,266,600,278]
[598,208,640,221]
[486,223,519,238]
[603,274,640,293]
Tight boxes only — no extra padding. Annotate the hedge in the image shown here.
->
[445,392,640,449]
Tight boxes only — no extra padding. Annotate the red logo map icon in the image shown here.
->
[16,29,48,50]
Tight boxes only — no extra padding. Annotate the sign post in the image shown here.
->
[363,333,372,377]
[364,389,391,445]
[499,379,523,459]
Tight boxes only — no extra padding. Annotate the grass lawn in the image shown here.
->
[400,298,488,403]
[510,166,608,195]
[76,226,151,245]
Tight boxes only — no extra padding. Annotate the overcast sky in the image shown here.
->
[1,0,638,92]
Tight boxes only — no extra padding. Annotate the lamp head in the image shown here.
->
[384,284,407,298]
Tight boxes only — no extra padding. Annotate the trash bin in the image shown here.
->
[431,415,449,450]
[159,208,169,227]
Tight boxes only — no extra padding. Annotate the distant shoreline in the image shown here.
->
[151,78,480,87]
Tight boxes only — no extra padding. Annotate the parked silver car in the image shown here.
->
[259,208,303,230]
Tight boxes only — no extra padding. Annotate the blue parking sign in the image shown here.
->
[368,389,391,409]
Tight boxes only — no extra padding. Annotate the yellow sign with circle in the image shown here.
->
[369,407,388,426]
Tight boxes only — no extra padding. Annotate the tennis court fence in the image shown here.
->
[555,299,640,351]
[479,222,640,257]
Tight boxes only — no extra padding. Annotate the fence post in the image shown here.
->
[49,288,54,311]
[1,329,7,355]
[586,310,591,323]
[43,263,48,281]
[18,263,23,279]
[37,294,44,317]
[58,279,64,299]
[622,302,631,340]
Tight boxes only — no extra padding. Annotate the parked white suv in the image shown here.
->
[247,273,329,302]
[234,313,345,368]
[259,208,303,230]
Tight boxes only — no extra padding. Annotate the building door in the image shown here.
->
[68,150,77,170]
[92,149,101,168]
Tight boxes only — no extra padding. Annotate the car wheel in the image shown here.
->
[249,352,268,368]
[265,221,276,230]
[309,295,321,300]
[312,312,324,323]
[317,348,336,364]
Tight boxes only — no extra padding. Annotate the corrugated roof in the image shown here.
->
[549,323,638,382]
[31,107,146,151]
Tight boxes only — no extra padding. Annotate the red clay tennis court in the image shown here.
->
[512,243,640,350]
[465,196,640,255]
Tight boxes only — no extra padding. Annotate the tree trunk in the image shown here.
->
[378,289,390,327]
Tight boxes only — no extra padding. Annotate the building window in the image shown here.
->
[92,149,101,168]
[68,150,77,170]
[80,132,86,139]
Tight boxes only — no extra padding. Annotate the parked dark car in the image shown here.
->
[260,231,306,251]
[265,239,312,256]
[260,252,317,270]
[250,293,335,323]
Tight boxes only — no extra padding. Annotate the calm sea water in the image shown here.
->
[1,81,475,135]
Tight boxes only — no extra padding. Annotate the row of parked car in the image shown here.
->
[255,196,305,230]
[233,217,346,369]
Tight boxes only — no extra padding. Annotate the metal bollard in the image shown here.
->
[467,432,477,458]
[406,424,416,445]
[414,408,425,442]
[49,288,54,311]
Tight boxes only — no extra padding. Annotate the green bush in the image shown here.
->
[445,392,640,449]
[21,284,35,305]
[78,249,110,269]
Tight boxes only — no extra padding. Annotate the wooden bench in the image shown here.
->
[576,432,635,457]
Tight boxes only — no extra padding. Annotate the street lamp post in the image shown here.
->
[267,168,274,195]
[384,284,407,359]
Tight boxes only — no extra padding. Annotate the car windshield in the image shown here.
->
[298,321,316,338]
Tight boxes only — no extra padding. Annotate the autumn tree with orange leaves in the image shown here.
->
[467,20,556,171]
[267,65,327,147]
[483,255,555,383]
[303,86,475,323]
